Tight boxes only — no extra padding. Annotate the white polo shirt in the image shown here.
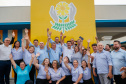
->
[62,44,74,62]
[0,44,12,60]
[90,52,96,63]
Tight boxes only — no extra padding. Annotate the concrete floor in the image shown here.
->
[10,79,14,84]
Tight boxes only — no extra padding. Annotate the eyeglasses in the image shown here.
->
[5,40,10,41]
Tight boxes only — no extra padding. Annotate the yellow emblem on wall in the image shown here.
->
[50,2,77,33]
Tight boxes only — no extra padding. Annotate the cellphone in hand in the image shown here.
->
[79,36,84,40]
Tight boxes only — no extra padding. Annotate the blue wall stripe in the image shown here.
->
[0,22,30,30]
[3,30,8,42]
[17,29,23,46]
[0,20,126,30]
[0,22,30,25]
[96,20,126,27]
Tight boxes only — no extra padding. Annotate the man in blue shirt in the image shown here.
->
[47,28,62,52]
[47,36,62,64]
[93,42,113,84]
[111,40,126,84]
[36,42,49,64]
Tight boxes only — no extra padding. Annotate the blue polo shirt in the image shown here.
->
[47,48,62,63]
[13,64,32,84]
[36,47,49,64]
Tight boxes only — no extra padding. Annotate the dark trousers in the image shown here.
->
[0,60,11,84]
[36,79,48,84]
[83,78,93,84]
[63,75,72,84]
[114,75,126,84]
[93,68,100,84]
[111,78,113,84]
[50,81,63,84]
[29,65,35,83]
[13,59,23,84]
[25,80,33,84]
[72,81,83,84]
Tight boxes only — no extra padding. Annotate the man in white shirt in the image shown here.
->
[60,32,74,62]
[0,38,12,84]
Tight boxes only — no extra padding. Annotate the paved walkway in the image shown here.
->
[10,79,14,84]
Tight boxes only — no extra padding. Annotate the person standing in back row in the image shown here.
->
[111,40,126,84]
[60,32,74,62]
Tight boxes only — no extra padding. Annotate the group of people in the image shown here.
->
[0,28,126,84]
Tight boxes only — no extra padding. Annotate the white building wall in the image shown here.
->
[0,5,126,22]
[0,6,30,22]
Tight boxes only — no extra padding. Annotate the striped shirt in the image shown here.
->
[93,50,112,74]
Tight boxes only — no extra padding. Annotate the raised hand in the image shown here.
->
[47,28,52,37]
[25,28,28,34]
[49,32,52,36]
[21,38,24,42]
[31,53,35,58]
[24,35,29,40]
[87,39,90,43]
[95,37,98,40]
[48,36,51,41]
[9,54,13,59]
[49,6,59,22]
[87,50,90,56]
[63,36,66,38]
[12,32,15,37]
[47,28,49,32]
[82,46,85,50]
[60,32,63,37]
[36,53,40,57]
[69,3,76,21]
